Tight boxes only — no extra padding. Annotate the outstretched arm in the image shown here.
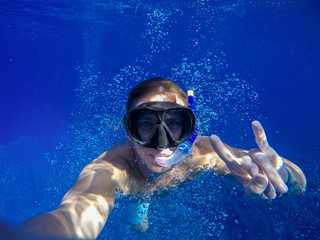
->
[209,121,306,199]
[16,155,130,239]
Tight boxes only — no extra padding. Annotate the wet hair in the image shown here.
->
[126,77,188,112]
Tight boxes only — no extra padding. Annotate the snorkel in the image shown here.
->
[155,90,198,167]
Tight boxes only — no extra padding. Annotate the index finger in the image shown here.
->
[251,120,270,152]
[209,135,236,164]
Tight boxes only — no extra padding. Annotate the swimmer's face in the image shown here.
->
[131,94,187,173]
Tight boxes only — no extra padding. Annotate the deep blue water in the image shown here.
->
[0,0,320,239]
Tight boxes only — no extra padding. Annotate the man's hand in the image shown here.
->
[209,120,288,199]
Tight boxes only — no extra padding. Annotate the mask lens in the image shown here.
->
[163,109,183,137]
[166,109,195,141]
[136,111,158,131]
[135,111,159,142]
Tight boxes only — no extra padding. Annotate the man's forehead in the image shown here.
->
[149,95,168,102]
[135,94,186,107]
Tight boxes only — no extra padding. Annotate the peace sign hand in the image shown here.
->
[209,120,288,199]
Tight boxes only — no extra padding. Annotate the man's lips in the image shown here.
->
[150,152,173,164]
[152,150,174,158]
[152,153,172,158]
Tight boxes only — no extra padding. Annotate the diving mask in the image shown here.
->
[124,101,196,149]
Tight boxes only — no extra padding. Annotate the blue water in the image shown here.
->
[1,0,319,239]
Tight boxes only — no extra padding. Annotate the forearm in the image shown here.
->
[16,212,73,239]
[16,193,113,239]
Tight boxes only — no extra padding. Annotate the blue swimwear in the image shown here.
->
[125,198,150,225]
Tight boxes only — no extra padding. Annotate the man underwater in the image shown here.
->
[8,77,306,239]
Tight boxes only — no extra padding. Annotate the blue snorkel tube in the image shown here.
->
[155,90,198,167]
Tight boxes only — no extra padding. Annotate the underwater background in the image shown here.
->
[0,0,319,239]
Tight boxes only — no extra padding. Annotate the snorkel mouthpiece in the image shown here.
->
[155,90,198,167]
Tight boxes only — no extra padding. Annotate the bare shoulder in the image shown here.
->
[193,136,215,154]
[73,142,133,181]
[92,142,145,194]
[193,136,239,155]
[183,136,230,175]
[183,136,218,170]
[62,142,138,201]
[95,141,135,168]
